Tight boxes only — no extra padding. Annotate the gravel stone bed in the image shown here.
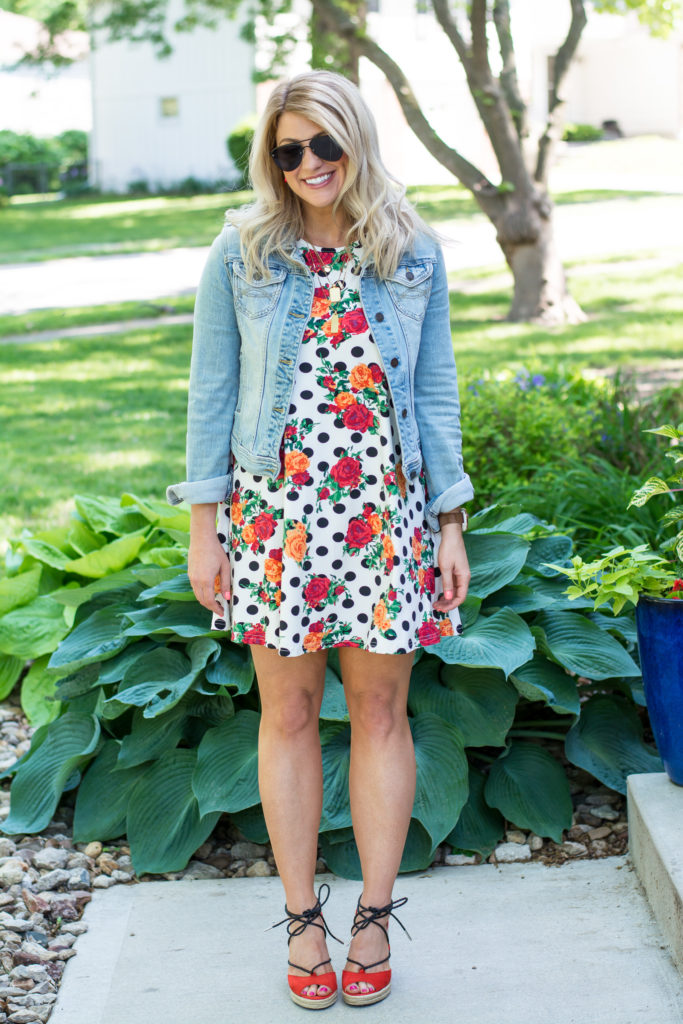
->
[0,697,629,1023]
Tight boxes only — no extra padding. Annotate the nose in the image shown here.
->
[299,144,325,176]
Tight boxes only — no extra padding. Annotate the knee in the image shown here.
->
[261,690,317,738]
[350,691,405,742]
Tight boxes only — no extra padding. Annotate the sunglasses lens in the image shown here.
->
[272,144,303,171]
[311,134,344,162]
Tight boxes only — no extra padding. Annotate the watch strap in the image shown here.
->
[438,508,468,530]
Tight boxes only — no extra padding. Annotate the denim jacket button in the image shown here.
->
[375,312,384,322]
[390,357,399,367]
[401,407,408,418]
[406,270,414,281]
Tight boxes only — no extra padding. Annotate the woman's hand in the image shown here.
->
[188,503,231,616]
[433,523,470,613]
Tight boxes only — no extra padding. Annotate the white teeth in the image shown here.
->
[305,172,332,185]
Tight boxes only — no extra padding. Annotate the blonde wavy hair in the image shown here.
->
[225,69,438,281]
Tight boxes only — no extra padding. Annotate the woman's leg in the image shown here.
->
[251,645,330,997]
[338,648,416,995]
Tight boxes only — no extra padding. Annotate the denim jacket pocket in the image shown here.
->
[385,262,434,322]
[231,261,287,319]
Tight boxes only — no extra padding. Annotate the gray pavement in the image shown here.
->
[2,193,683,315]
[51,855,683,1024]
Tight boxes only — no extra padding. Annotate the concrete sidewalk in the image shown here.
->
[50,855,683,1024]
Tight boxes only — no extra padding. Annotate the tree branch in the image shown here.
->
[470,0,490,74]
[535,0,588,184]
[430,0,471,68]
[492,0,528,143]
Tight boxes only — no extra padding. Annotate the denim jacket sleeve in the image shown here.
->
[414,242,474,531]
[166,231,239,506]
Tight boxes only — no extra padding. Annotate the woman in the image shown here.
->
[167,69,473,1009]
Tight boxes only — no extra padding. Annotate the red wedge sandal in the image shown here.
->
[341,896,411,1006]
[270,882,342,1010]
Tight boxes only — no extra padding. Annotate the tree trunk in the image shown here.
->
[493,188,586,325]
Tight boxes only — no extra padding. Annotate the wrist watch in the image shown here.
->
[438,507,468,530]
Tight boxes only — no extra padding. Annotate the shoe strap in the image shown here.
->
[345,952,391,972]
[268,882,343,945]
[287,956,333,976]
[351,895,412,942]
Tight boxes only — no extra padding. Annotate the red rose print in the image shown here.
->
[304,576,331,608]
[369,363,384,383]
[328,403,338,413]
[314,286,329,298]
[319,487,330,499]
[327,332,345,348]
[291,471,311,486]
[284,425,297,439]
[323,375,336,390]
[334,585,345,595]
[388,589,397,600]
[424,567,436,593]
[303,328,316,341]
[342,403,374,433]
[340,308,369,334]
[310,621,325,633]
[418,620,441,646]
[346,517,373,549]
[336,640,361,646]
[362,503,374,519]
[253,512,276,540]
[244,623,266,645]
[331,456,362,489]
[269,547,282,560]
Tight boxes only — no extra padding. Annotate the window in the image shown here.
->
[160,97,179,118]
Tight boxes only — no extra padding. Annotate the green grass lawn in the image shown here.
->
[0,296,196,339]
[2,248,681,537]
[1,185,671,264]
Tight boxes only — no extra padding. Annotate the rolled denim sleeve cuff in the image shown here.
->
[166,474,231,507]
[425,474,475,532]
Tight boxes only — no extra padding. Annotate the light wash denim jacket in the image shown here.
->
[166,224,474,530]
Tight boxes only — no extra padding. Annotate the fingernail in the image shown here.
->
[445,590,453,599]
[223,590,231,600]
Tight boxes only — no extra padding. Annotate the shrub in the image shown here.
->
[562,123,603,142]
[227,114,258,188]
[0,493,660,878]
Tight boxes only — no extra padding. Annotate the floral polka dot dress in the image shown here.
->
[211,240,462,655]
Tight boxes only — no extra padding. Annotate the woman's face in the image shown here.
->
[275,111,348,218]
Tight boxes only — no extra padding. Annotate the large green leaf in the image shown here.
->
[127,747,221,874]
[0,596,69,659]
[320,819,434,880]
[193,710,261,815]
[0,653,24,700]
[411,712,469,848]
[229,804,269,845]
[526,535,573,576]
[98,640,159,683]
[436,608,536,677]
[48,605,130,674]
[484,740,573,842]
[104,639,218,719]
[320,724,352,832]
[115,701,188,770]
[20,655,63,726]
[490,575,594,613]
[123,602,212,637]
[0,712,100,834]
[51,568,141,608]
[73,739,147,842]
[137,572,195,602]
[468,506,545,535]
[73,494,130,534]
[204,643,255,695]
[564,694,662,794]
[20,538,72,570]
[465,533,530,599]
[510,653,580,717]
[320,667,349,721]
[67,519,105,556]
[587,611,638,645]
[63,531,148,579]
[535,610,640,679]
[0,566,41,615]
[409,657,516,748]
[446,766,505,857]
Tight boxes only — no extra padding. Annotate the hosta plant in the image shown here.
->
[0,494,661,879]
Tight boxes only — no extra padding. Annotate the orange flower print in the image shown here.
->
[349,364,375,391]
[411,534,422,563]
[242,523,257,544]
[382,535,395,560]
[368,514,383,535]
[395,462,407,499]
[418,567,426,590]
[303,630,323,651]
[284,522,307,562]
[285,451,310,477]
[373,599,391,632]
[231,502,244,524]
[264,558,282,583]
[334,391,356,409]
[274,588,282,607]
[438,618,455,637]
[312,295,329,317]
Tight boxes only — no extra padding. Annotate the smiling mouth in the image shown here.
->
[304,171,334,186]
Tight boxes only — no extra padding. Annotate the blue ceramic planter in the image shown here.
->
[635,594,683,786]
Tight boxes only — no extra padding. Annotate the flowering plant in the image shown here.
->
[547,423,683,613]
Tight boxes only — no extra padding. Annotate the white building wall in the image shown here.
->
[90,0,255,191]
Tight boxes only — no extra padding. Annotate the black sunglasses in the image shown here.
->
[270,133,344,172]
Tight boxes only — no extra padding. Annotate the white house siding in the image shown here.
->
[90,0,254,191]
